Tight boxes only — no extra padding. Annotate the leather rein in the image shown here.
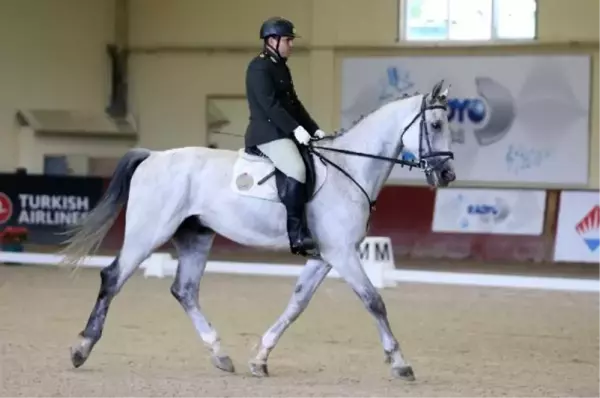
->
[308,95,454,214]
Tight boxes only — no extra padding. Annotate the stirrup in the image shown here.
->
[289,235,318,257]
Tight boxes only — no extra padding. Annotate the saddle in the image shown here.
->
[231,144,328,202]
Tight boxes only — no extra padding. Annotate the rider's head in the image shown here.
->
[260,17,297,59]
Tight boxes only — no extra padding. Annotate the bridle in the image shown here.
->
[308,94,454,214]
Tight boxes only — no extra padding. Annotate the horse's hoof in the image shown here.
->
[211,355,235,373]
[392,365,415,381]
[249,361,269,377]
[70,347,87,368]
[70,338,93,368]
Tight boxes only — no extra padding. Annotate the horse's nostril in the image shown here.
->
[441,170,455,182]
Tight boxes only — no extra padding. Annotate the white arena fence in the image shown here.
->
[0,236,597,293]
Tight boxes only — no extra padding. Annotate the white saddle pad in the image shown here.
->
[231,148,328,202]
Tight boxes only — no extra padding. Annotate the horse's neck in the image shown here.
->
[322,96,419,200]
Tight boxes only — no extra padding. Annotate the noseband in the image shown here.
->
[309,94,455,214]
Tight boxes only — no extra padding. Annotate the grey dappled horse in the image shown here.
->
[60,80,456,381]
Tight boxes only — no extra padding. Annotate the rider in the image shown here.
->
[244,16,327,256]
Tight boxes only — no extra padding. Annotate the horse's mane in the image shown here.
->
[317,91,422,142]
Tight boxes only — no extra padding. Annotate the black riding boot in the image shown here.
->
[277,175,317,256]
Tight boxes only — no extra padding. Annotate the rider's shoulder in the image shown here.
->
[248,52,275,70]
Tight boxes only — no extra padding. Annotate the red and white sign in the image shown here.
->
[554,190,600,263]
[0,192,13,224]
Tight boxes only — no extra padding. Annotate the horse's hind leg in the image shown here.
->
[249,258,331,377]
[170,217,234,373]
[70,217,183,368]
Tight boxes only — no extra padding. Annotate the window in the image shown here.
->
[402,0,536,41]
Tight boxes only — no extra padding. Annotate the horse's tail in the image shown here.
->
[58,148,152,268]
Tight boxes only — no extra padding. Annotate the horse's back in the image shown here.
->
[161,145,238,159]
[133,145,328,206]
[142,146,238,169]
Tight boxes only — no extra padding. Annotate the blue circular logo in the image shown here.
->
[467,99,486,123]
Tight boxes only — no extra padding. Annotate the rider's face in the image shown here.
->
[268,36,294,58]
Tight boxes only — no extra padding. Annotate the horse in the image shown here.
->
[60,79,456,381]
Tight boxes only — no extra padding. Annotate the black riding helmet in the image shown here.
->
[260,17,298,60]
[259,16,299,39]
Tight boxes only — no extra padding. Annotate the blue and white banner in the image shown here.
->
[431,188,546,235]
[554,190,599,263]
[340,54,591,185]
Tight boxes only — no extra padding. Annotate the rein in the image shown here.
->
[308,97,453,214]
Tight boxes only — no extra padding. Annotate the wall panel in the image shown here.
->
[0,0,116,172]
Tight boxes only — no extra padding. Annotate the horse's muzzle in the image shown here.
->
[424,156,455,188]
[440,168,456,183]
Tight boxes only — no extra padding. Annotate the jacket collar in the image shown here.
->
[263,46,287,64]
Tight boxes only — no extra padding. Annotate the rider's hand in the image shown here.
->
[293,126,312,145]
[314,129,327,139]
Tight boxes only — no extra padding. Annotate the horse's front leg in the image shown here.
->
[249,258,331,377]
[323,250,415,381]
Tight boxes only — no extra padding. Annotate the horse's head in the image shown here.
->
[401,80,456,188]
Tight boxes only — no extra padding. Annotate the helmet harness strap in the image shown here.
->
[264,36,283,60]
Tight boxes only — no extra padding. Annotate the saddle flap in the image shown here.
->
[231,147,327,202]
[238,148,271,163]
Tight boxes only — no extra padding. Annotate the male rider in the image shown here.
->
[244,16,327,256]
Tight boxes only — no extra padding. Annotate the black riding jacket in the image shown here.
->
[244,48,319,148]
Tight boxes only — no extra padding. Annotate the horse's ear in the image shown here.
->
[431,79,444,99]
[439,84,450,101]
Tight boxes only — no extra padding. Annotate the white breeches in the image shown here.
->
[257,138,306,183]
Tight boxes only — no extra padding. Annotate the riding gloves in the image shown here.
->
[314,129,327,139]
[293,126,312,145]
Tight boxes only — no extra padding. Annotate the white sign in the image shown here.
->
[357,236,396,288]
[340,55,591,185]
[432,188,546,235]
[554,191,600,263]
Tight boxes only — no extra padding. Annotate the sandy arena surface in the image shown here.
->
[0,264,598,397]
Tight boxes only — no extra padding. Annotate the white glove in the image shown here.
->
[314,129,327,139]
[293,126,312,145]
